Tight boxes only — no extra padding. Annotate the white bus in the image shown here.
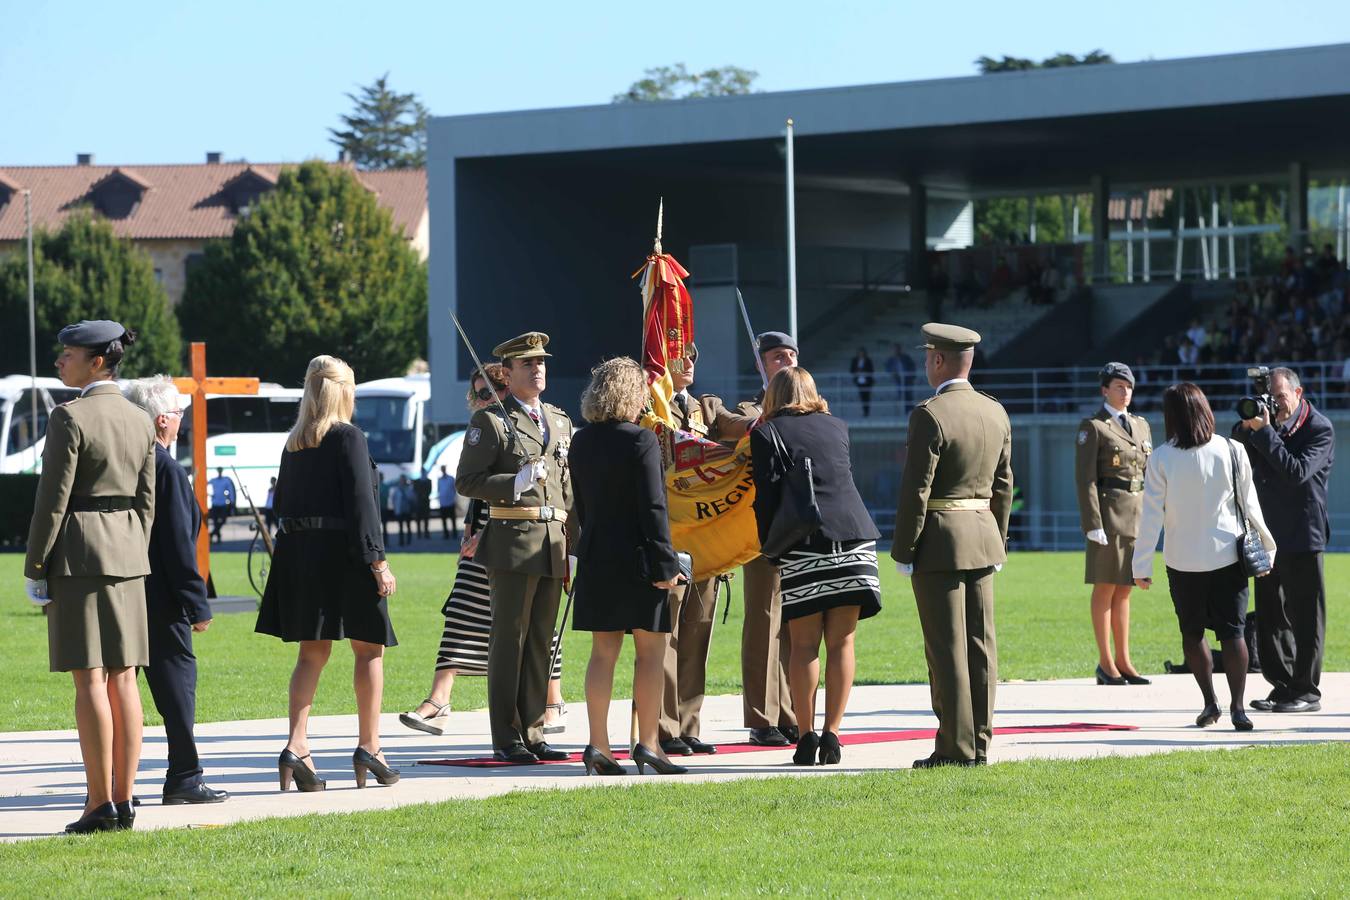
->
[354,373,464,511]
[0,375,79,474]
[177,385,303,508]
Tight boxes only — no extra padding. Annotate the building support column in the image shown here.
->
[1289,161,1309,250]
[908,181,928,290]
[1090,175,1110,283]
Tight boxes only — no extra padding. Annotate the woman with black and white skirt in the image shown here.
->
[750,367,881,767]
[399,366,566,736]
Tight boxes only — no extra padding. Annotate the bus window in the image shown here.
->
[353,396,414,464]
[5,389,49,456]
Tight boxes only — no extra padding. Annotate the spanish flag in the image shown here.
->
[634,236,760,580]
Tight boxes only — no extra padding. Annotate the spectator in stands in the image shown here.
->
[1133,383,1275,732]
[928,255,949,322]
[885,343,915,412]
[1177,337,1199,367]
[1185,320,1207,350]
[1040,262,1061,305]
[850,347,875,417]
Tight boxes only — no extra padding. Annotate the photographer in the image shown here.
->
[1232,367,1334,713]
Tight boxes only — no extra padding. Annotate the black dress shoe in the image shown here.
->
[493,744,539,764]
[660,737,694,756]
[582,745,625,776]
[1232,709,1254,732]
[1250,698,1277,712]
[1120,671,1151,685]
[632,743,688,775]
[778,725,800,744]
[1273,699,1321,713]
[163,783,230,805]
[817,731,841,765]
[792,731,820,766]
[1095,664,1127,686]
[526,741,569,762]
[748,727,789,746]
[913,754,968,769]
[353,747,401,787]
[1196,703,1221,727]
[65,802,118,834]
[682,736,718,755]
[114,801,135,831]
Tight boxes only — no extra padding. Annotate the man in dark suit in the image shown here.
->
[1233,366,1335,713]
[125,377,229,805]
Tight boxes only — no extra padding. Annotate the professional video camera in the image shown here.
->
[1235,366,1277,420]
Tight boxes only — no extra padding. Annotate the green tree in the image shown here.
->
[976,50,1114,74]
[0,212,179,376]
[329,73,428,170]
[178,161,427,385]
[614,64,758,102]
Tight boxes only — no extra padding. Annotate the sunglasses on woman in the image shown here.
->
[475,386,495,401]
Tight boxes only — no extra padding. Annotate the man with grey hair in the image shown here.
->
[1233,366,1335,714]
[123,376,228,805]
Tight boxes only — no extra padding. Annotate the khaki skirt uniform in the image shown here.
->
[1074,408,1153,586]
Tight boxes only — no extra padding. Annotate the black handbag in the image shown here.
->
[1226,439,1273,578]
[758,421,823,562]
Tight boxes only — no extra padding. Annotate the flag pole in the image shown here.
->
[785,118,798,343]
[24,190,38,471]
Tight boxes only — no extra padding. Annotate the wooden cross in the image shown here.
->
[172,342,259,589]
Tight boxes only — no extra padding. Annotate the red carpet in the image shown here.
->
[418,723,1137,768]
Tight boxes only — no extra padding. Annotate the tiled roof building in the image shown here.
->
[0,156,427,305]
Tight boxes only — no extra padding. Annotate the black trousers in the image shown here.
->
[142,620,202,790]
[440,507,458,538]
[1255,551,1325,702]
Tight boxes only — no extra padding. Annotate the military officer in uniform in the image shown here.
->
[657,343,720,756]
[456,332,576,763]
[892,324,1013,768]
[1075,362,1153,686]
[700,331,800,746]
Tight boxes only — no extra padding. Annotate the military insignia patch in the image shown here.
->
[466,427,481,446]
[1077,430,1088,445]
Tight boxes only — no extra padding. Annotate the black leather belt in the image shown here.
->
[279,516,348,534]
[1098,477,1143,493]
[69,495,135,512]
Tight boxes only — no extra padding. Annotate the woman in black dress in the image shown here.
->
[751,367,881,766]
[256,355,400,792]
[571,357,687,776]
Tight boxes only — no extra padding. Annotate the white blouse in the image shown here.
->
[1132,434,1277,577]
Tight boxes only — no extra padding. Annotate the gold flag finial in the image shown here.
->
[654,197,664,255]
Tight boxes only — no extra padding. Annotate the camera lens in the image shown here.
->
[1236,397,1260,420]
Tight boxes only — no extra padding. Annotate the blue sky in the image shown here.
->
[3,0,1347,166]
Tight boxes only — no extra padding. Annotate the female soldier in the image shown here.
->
[25,320,155,833]
[1074,362,1153,685]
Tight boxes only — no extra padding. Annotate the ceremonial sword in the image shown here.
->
[450,311,533,461]
[735,288,768,389]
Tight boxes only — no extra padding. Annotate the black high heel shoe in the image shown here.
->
[1232,709,1254,732]
[114,800,135,831]
[818,731,842,765]
[793,731,820,766]
[632,743,688,775]
[65,802,118,834]
[1195,703,1221,727]
[353,747,400,788]
[278,749,327,792]
[1096,664,1127,686]
[582,745,626,776]
[1119,671,1151,685]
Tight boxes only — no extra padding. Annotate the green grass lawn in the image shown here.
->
[2,551,1348,731]
[1,743,1347,896]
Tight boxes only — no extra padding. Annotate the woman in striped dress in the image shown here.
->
[399,366,566,736]
[750,367,881,767]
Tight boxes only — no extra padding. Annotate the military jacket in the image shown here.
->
[891,382,1013,572]
[699,393,760,446]
[456,398,576,578]
[1074,408,1153,539]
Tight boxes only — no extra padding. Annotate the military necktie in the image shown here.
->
[675,393,689,421]
[1120,415,1132,437]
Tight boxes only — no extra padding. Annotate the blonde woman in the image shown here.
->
[570,357,687,775]
[256,356,400,792]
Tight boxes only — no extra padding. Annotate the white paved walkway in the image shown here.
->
[2,673,1346,842]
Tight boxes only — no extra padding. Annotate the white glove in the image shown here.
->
[568,555,578,580]
[1086,529,1108,546]
[895,561,914,577]
[512,459,548,500]
[25,578,51,607]
[994,563,1003,573]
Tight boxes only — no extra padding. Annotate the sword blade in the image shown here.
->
[735,288,768,388]
[450,311,526,453]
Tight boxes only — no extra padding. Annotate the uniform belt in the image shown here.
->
[69,495,135,512]
[278,516,348,534]
[926,498,991,511]
[489,505,568,524]
[1098,478,1144,493]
